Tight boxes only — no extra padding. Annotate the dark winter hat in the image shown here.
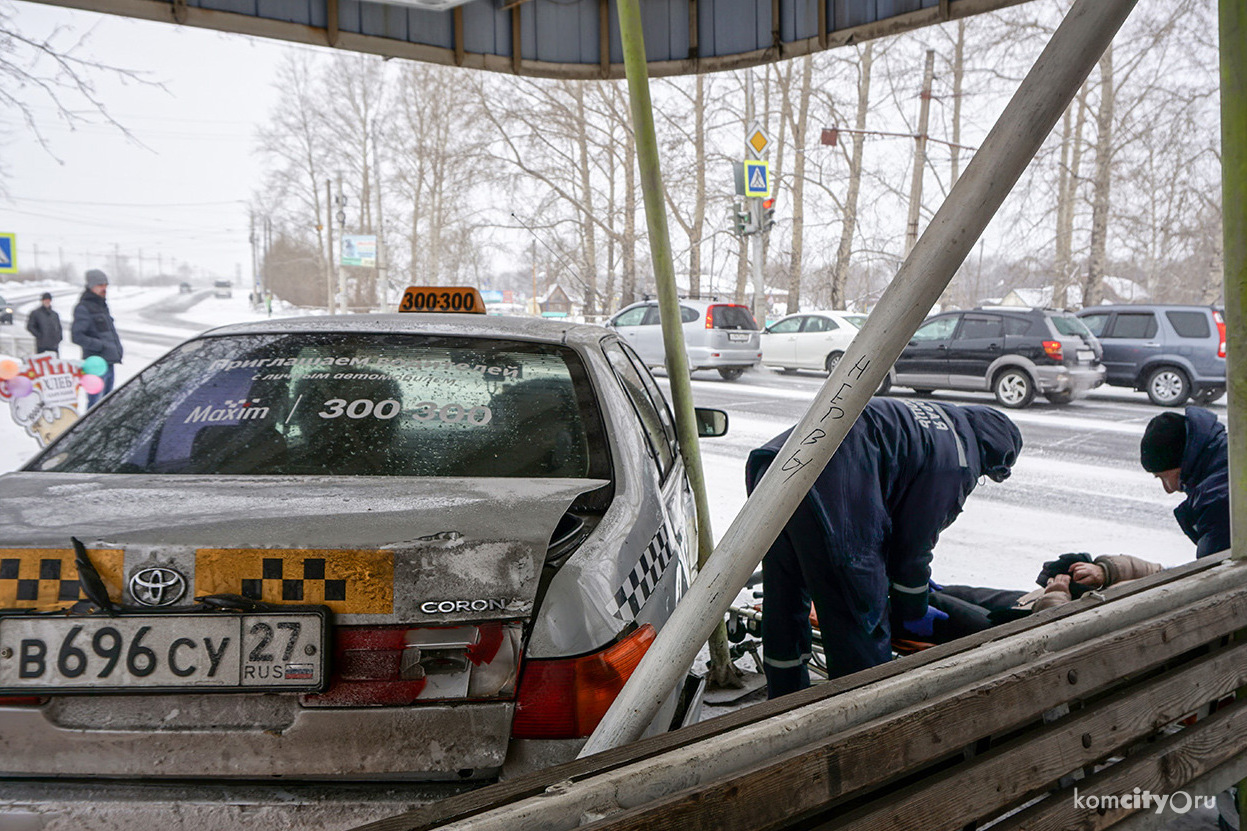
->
[40,292,52,301]
[1140,412,1186,473]
[963,405,1023,482]
[85,269,109,288]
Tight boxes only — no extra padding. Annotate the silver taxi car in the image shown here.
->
[0,288,720,827]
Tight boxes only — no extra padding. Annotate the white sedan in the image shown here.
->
[759,310,867,373]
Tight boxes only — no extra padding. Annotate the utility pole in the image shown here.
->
[745,68,767,327]
[325,179,337,314]
[531,240,538,315]
[373,128,386,310]
[32,244,40,274]
[249,211,258,299]
[905,49,937,256]
[113,243,121,282]
[336,172,348,312]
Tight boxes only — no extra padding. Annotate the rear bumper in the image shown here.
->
[0,778,477,831]
[1033,365,1105,395]
[686,346,761,370]
[0,698,513,779]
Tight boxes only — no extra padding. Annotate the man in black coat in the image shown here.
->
[71,269,124,407]
[746,398,1023,698]
[25,292,62,354]
[1139,407,1229,558]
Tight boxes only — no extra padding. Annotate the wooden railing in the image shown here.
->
[356,553,1247,831]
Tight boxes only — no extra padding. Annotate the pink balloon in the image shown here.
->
[80,374,105,395]
[0,359,18,381]
[5,375,33,398]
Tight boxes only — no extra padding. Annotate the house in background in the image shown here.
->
[539,284,578,318]
[998,276,1148,310]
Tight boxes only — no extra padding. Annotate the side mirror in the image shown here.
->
[695,407,729,438]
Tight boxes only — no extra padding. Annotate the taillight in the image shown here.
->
[511,624,656,739]
[1215,310,1226,358]
[0,696,46,707]
[1042,340,1063,361]
[302,622,521,707]
[705,307,714,329]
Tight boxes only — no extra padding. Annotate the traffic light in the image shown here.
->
[732,202,755,236]
[761,197,776,232]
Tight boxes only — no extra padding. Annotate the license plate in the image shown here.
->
[1077,349,1094,362]
[728,332,749,342]
[0,610,328,694]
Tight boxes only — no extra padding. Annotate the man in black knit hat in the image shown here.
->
[1139,408,1229,558]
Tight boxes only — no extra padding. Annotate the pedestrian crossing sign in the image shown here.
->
[0,234,15,274]
[743,160,770,197]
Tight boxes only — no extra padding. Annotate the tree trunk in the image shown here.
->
[574,84,599,317]
[1053,81,1089,309]
[832,41,873,309]
[785,55,812,315]
[689,74,706,299]
[1084,45,1114,309]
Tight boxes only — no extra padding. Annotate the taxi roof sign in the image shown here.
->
[398,286,487,314]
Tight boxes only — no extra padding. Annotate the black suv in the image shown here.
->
[1075,304,1226,406]
[880,307,1105,408]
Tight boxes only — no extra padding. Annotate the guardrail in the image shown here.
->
[353,553,1247,831]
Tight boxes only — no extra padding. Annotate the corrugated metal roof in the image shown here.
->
[37,0,1028,77]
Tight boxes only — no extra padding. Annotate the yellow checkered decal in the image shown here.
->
[0,548,125,610]
[195,549,394,614]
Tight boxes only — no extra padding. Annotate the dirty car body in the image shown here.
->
[0,314,704,823]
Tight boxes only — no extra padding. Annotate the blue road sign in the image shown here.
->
[743,161,770,197]
[0,234,14,274]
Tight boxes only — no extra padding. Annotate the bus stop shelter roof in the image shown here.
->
[34,0,1027,78]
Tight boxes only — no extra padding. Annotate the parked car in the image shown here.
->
[881,307,1105,408]
[1075,304,1226,406]
[608,298,761,381]
[0,297,12,325]
[178,282,193,294]
[0,288,724,824]
[760,310,867,374]
[212,280,233,298]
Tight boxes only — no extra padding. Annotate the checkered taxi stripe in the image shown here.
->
[195,549,394,615]
[0,549,125,611]
[610,524,675,621]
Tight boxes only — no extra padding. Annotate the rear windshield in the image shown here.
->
[1048,314,1094,338]
[710,305,758,330]
[33,333,609,479]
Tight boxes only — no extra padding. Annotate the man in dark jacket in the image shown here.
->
[25,292,62,354]
[71,269,124,407]
[1139,407,1229,558]
[746,398,1023,698]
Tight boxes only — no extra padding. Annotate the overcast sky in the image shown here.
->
[2,0,320,283]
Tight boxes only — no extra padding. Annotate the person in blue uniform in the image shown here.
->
[1138,407,1229,559]
[746,398,1023,698]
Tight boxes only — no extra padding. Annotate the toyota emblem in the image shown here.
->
[129,566,187,607]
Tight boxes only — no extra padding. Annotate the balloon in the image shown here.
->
[5,375,32,398]
[80,374,105,396]
[0,359,18,380]
[82,356,108,377]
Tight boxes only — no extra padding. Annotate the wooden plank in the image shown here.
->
[511,6,522,74]
[453,7,465,66]
[569,588,1247,831]
[809,641,1247,831]
[353,556,1236,831]
[991,699,1247,830]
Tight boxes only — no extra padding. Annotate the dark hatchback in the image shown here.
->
[1075,304,1226,407]
[881,307,1105,408]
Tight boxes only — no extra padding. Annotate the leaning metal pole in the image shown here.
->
[581,0,1140,756]
[1222,0,1245,563]
[615,0,737,685]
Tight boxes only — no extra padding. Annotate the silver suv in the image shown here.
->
[1075,304,1226,406]
[608,298,761,381]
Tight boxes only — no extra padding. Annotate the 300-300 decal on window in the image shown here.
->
[317,399,493,425]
